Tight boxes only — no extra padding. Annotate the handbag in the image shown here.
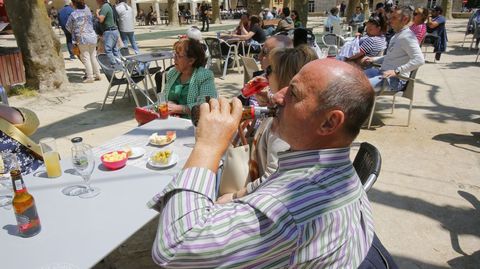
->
[218,122,251,196]
[72,44,81,57]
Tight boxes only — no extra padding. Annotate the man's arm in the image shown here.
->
[150,98,298,267]
[395,33,425,74]
[96,5,107,23]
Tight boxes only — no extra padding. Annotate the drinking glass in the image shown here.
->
[71,145,99,198]
[157,91,169,119]
[39,137,62,178]
[0,152,18,208]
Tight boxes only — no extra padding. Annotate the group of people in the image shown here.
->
[57,0,140,83]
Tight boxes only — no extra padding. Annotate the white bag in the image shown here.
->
[338,37,360,60]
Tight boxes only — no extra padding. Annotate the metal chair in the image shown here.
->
[367,69,418,129]
[353,142,382,193]
[204,37,241,79]
[0,85,8,105]
[358,233,398,269]
[240,56,259,84]
[119,47,131,57]
[422,33,438,62]
[97,54,151,110]
[463,20,478,49]
[321,33,345,57]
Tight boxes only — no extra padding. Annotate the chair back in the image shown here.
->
[332,21,342,35]
[0,85,9,105]
[353,142,382,193]
[402,69,418,100]
[240,56,260,84]
[322,33,344,47]
[97,54,116,81]
[120,47,131,56]
[204,37,223,60]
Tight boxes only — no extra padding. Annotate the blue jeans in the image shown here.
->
[103,30,121,65]
[364,67,404,93]
[120,31,140,54]
[62,29,75,59]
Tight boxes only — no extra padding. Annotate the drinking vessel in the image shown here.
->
[39,137,62,178]
[71,144,99,198]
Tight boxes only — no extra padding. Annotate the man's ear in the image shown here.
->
[318,110,345,135]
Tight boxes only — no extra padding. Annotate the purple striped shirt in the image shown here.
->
[148,147,374,268]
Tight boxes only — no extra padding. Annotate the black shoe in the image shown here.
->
[435,53,441,61]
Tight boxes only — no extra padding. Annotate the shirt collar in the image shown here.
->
[277,147,351,171]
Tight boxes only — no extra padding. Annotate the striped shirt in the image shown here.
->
[409,24,427,44]
[148,148,374,268]
[359,35,387,57]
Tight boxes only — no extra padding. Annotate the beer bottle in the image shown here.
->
[191,105,277,127]
[11,169,41,237]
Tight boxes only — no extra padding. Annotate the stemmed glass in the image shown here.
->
[71,145,100,198]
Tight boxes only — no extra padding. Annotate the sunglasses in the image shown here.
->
[265,65,272,78]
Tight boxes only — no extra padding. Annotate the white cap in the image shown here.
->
[186,26,203,41]
[64,0,72,5]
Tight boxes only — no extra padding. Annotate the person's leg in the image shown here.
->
[112,30,121,58]
[364,68,384,93]
[89,44,101,80]
[206,16,209,31]
[79,44,93,82]
[103,31,117,65]
[201,17,205,31]
[119,31,129,48]
[127,32,140,54]
[64,30,75,59]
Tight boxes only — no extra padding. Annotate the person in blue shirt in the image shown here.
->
[427,6,448,61]
[58,0,75,60]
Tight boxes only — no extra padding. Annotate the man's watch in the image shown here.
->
[394,69,400,76]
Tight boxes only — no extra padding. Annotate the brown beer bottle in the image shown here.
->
[11,169,41,237]
[191,105,277,127]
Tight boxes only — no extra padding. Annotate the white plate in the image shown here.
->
[148,153,178,169]
[149,139,174,147]
[129,147,146,159]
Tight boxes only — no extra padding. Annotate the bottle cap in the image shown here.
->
[71,137,83,143]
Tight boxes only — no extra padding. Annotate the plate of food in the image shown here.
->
[123,146,146,159]
[148,150,178,169]
[149,131,176,146]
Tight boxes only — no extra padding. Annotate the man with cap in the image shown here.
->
[426,6,448,61]
[58,0,75,60]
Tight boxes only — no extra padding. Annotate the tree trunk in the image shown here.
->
[167,0,179,26]
[346,0,361,20]
[246,0,262,17]
[293,0,309,28]
[4,0,66,92]
[212,0,220,24]
[442,0,453,20]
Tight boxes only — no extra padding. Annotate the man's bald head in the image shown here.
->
[302,59,374,139]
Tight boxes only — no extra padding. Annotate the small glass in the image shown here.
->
[0,152,18,208]
[157,91,169,119]
[71,145,99,198]
[39,137,62,178]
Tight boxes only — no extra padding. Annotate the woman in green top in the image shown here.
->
[291,10,303,28]
[164,38,217,118]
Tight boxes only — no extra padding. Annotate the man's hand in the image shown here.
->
[183,97,242,172]
[382,70,396,78]
[361,56,373,65]
[216,193,234,204]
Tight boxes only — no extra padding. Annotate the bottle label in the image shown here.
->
[15,204,41,233]
[14,179,23,191]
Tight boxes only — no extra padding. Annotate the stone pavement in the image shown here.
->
[1,17,479,268]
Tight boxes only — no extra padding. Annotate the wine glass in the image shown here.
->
[0,152,16,208]
[71,145,99,198]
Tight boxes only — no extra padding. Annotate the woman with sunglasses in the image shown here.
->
[216,45,317,204]
[409,7,429,44]
[164,38,217,119]
[346,15,387,64]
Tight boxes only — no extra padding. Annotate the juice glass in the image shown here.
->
[39,137,62,178]
[157,92,169,119]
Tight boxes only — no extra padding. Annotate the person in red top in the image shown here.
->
[409,7,429,44]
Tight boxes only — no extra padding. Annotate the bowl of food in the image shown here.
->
[148,150,178,168]
[101,151,128,170]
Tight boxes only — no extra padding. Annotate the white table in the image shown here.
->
[0,118,195,269]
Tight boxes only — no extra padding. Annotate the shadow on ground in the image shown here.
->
[432,132,480,153]
[370,189,480,268]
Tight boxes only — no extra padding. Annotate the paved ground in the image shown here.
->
[1,17,479,268]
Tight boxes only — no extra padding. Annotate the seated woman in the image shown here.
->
[165,38,217,119]
[409,7,429,44]
[0,104,43,175]
[217,45,318,204]
[346,15,387,64]
[325,7,342,33]
[231,15,266,54]
[291,10,303,28]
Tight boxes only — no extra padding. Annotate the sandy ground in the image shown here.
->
[1,17,479,268]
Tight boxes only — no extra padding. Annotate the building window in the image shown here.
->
[308,0,315,13]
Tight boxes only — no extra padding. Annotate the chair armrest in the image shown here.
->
[397,75,414,82]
